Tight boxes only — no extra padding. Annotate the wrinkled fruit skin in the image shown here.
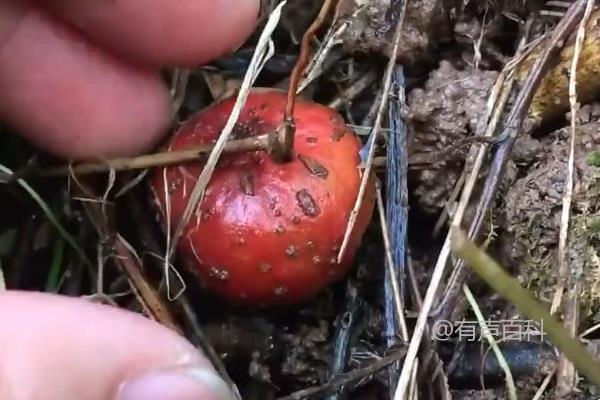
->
[151,89,375,306]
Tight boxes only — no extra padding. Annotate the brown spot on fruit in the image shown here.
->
[209,267,230,281]
[275,224,285,234]
[240,172,254,196]
[296,189,320,217]
[239,172,255,196]
[292,216,301,224]
[259,263,272,273]
[331,115,347,142]
[306,136,318,144]
[286,245,299,258]
[274,286,288,296]
[297,154,329,179]
[231,117,264,139]
[168,178,181,194]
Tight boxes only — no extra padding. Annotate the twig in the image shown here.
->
[170,68,191,116]
[408,358,419,400]
[326,279,362,400]
[167,2,286,262]
[328,69,379,110]
[377,180,409,341]
[178,296,243,400]
[275,349,407,400]
[382,65,410,397]
[450,227,600,388]
[532,368,557,400]
[39,135,270,177]
[337,0,408,263]
[551,2,595,396]
[551,0,594,315]
[463,284,517,400]
[278,0,338,162]
[298,23,347,93]
[75,181,181,332]
[286,0,337,119]
[37,136,489,178]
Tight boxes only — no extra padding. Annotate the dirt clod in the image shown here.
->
[406,60,498,213]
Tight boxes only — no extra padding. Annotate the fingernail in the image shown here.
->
[117,367,236,400]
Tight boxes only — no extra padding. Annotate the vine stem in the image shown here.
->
[273,0,339,162]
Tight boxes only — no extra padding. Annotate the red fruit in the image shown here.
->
[151,89,374,306]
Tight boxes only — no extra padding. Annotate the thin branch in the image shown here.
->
[337,0,408,263]
[532,368,557,400]
[551,0,594,315]
[551,2,595,395]
[463,284,517,400]
[275,349,407,400]
[39,135,270,177]
[75,181,181,332]
[382,66,410,397]
[167,2,286,261]
[285,0,338,120]
[275,0,338,163]
[377,180,409,341]
[328,68,379,110]
[170,68,191,116]
[326,279,362,400]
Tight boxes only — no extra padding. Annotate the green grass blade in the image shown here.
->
[0,164,90,267]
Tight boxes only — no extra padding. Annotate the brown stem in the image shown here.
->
[38,135,270,177]
[272,0,338,163]
[34,134,486,178]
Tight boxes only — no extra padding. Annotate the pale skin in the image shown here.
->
[0,1,260,399]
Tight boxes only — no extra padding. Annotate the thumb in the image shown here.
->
[0,290,235,400]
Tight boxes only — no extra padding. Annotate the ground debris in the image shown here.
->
[406,60,498,213]
[280,319,331,385]
[501,119,600,316]
[336,0,455,63]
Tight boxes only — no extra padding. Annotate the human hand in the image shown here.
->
[0,291,237,400]
[0,0,259,399]
[0,0,259,159]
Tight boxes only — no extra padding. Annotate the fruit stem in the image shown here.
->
[272,0,338,164]
[267,116,296,163]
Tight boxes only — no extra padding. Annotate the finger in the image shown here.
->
[0,1,171,159]
[0,290,235,400]
[40,0,260,67]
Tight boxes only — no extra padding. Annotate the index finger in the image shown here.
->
[40,0,261,67]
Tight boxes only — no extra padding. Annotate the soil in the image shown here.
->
[502,118,600,318]
[405,60,499,213]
